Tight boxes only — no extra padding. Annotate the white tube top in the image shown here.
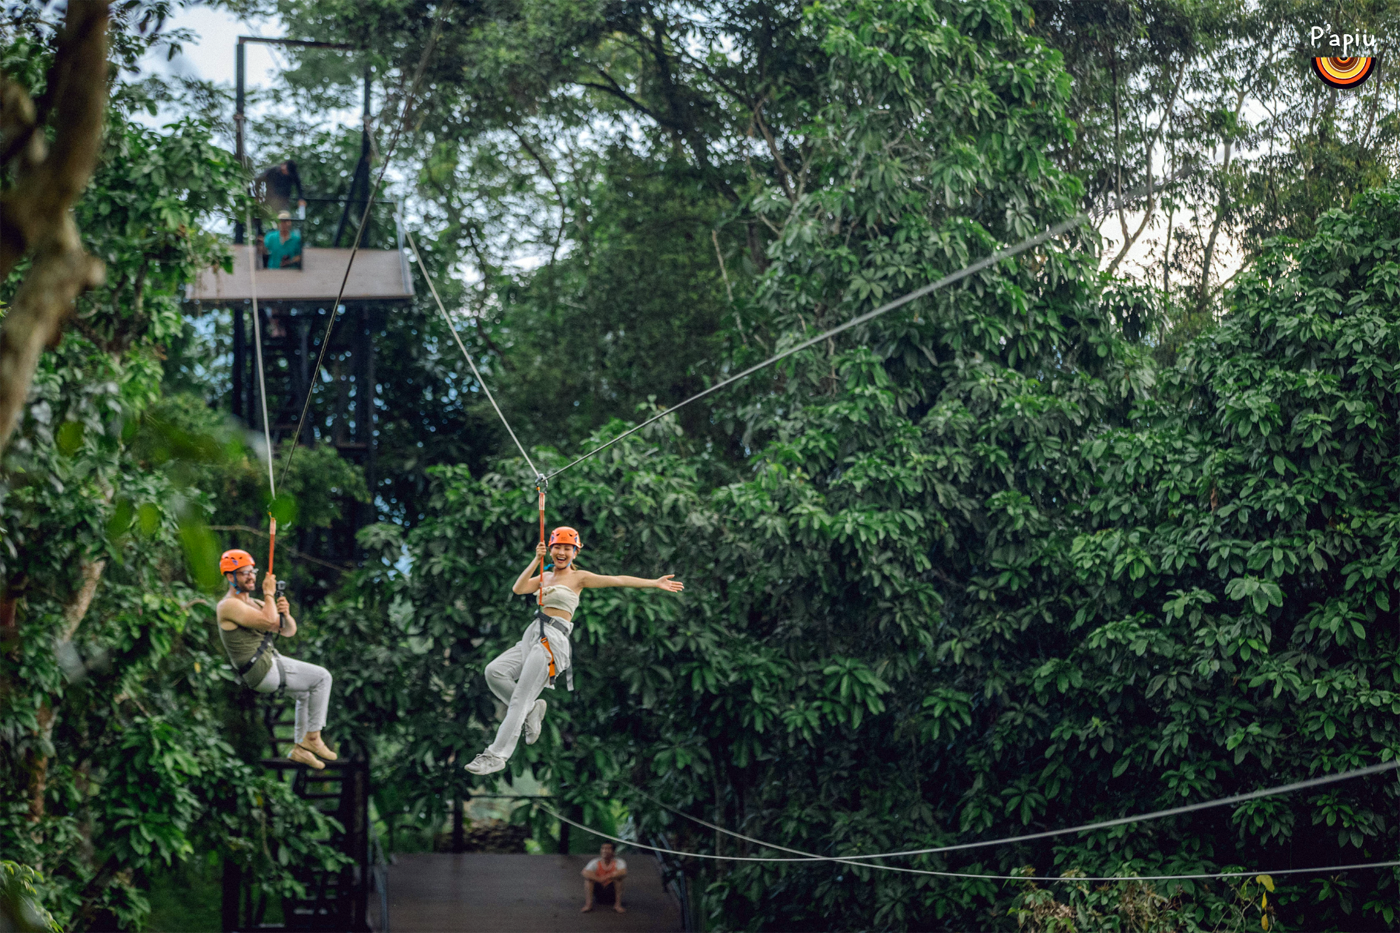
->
[540,584,580,616]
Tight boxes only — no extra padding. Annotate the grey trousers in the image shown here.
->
[484,619,571,760]
[255,655,332,745]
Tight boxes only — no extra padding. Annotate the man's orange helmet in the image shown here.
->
[548,527,582,549]
[220,549,256,573]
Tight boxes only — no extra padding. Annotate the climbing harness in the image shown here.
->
[530,759,1400,881]
[534,481,573,692]
[277,4,451,490]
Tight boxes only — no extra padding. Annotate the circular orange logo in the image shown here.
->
[1312,56,1376,88]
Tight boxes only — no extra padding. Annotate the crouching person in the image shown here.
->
[216,549,338,769]
[581,842,627,913]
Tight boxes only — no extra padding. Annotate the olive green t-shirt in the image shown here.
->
[217,601,279,687]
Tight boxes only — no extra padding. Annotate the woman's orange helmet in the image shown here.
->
[548,527,582,549]
[220,549,256,573]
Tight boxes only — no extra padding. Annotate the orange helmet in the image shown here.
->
[220,549,255,574]
[548,527,582,549]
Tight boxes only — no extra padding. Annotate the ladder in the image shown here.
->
[221,700,387,931]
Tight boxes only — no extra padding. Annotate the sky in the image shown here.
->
[138,6,282,111]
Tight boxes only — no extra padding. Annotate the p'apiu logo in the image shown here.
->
[1311,56,1376,89]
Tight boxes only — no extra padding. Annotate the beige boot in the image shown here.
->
[300,733,338,761]
[288,746,325,770]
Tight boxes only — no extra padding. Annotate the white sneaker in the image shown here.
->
[524,699,548,745]
[464,751,506,775]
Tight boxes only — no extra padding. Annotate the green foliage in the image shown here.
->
[8,0,1400,930]
[310,3,1400,929]
[1008,872,1284,933]
[71,116,247,354]
[0,37,354,927]
[0,862,60,933]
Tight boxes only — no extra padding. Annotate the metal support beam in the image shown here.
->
[234,42,246,245]
[333,67,374,249]
[232,303,245,421]
[361,304,376,522]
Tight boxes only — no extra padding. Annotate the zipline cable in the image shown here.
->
[540,805,1400,883]
[403,226,539,477]
[624,785,1400,882]
[276,4,451,490]
[535,760,1398,867]
[654,759,1400,865]
[245,213,280,569]
[541,169,1195,482]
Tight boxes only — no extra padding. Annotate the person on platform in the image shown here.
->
[259,159,306,215]
[263,211,303,269]
[215,549,337,770]
[463,527,683,776]
[581,842,628,913]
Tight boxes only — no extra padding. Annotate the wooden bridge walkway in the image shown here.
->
[384,852,684,932]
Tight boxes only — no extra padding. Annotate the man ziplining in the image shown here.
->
[216,549,339,770]
[464,526,684,775]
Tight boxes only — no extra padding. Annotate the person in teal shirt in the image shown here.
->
[264,210,303,269]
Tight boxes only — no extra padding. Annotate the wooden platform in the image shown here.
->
[384,852,683,933]
[187,246,414,303]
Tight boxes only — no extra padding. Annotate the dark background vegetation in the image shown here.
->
[3,0,1400,930]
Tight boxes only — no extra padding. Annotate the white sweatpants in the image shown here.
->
[255,655,332,745]
[484,617,572,760]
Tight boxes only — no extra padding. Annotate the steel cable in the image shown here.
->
[542,168,1196,481]
[244,220,276,499]
[403,226,539,477]
[541,759,1400,880]
[529,760,1399,871]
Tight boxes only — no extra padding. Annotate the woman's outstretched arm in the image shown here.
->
[511,543,548,594]
[581,572,684,592]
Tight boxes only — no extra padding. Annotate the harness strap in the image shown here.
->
[537,484,555,687]
[539,622,559,686]
[535,609,574,692]
[236,631,277,677]
[234,590,285,687]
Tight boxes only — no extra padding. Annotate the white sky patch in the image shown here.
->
[1097,210,1247,288]
[134,6,365,137]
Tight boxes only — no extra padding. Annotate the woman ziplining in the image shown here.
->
[464,518,685,775]
[398,177,1188,776]
[216,548,339,770]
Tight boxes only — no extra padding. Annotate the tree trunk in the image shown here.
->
[62,559,106,642]
[0,0,110,455]
[28,702,54,824]
[1194,86,1250,313]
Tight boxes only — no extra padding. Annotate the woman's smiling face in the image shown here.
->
[550,544,578,566]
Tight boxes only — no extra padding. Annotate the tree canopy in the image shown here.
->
[3,0,1399,930]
